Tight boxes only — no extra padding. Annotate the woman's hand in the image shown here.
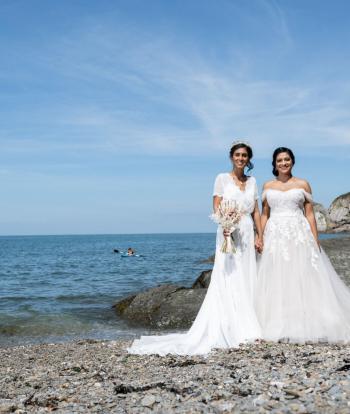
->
[316,238,321,252]
[255,235,263,253]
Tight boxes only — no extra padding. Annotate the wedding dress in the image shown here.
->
[127,173,261,355]
[256,188,350,343]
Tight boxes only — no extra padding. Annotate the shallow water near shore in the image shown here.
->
[0,233,217,346]
[0,233,348,347]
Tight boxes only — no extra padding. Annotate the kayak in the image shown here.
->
[121,253,142,258]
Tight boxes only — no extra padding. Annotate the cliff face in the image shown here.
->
[328,192,350,232]
[315,192,350,233]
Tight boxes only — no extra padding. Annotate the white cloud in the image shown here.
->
[1,2,350,159]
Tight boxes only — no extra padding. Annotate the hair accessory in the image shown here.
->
[231,139,251,148]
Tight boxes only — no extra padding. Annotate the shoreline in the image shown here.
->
[1,235,349,349]
[1,338,350,413]
[1,236,350,412]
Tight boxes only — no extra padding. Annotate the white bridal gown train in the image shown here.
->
[127,173,261,356]
[256,189,350,343]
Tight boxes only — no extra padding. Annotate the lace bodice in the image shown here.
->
[262,188,319,268]
[262,188,313,217]
[213,173,258,214]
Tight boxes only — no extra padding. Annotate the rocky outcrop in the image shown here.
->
[328,192,350,232]
[113,284,207,329]
[313,192,350,233]
[192,270,212,288]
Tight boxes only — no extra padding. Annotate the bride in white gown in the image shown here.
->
[256,147,350,343]
[128,141,263,355]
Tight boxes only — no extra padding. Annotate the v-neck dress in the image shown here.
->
[127,173,261,355]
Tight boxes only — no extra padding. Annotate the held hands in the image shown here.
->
[255,235,263,254]
[223,230,264,254]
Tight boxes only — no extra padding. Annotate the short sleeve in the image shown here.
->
[213,174,224,197]
[254,179,259,201]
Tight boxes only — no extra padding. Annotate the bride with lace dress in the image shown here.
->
[128,142,263,356]
[256,147,350,343]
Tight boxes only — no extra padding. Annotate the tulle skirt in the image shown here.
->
[256,214,350,343]
[128,216,261,355]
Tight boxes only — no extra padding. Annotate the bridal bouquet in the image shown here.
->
[210,200,244,254]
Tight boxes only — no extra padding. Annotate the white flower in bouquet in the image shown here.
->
[210,200,244,254]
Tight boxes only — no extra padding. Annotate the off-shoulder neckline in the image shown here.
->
[263,187,310,194]
[262,187,313,201]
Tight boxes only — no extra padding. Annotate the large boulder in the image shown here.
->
[329,192,350,227]
[113,284,207,329]
[192,270,212,288]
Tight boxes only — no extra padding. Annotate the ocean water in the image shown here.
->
[0,233,345,347]
[0,234,216,347]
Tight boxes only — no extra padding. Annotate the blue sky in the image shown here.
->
[1,0,349,235]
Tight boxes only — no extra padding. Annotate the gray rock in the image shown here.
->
[331,223,350,233]
[114,284,207,329]
[192,270,212,289]
[151,288,207,329]
[199,254,215,264]
[329,192,350,226]
[118,284,182,325]
[112,294,136,315]
[311,193,350,233]
[141,395,156,407]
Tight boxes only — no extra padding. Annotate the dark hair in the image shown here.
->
[229,143,254,171]
[272,147,295,176]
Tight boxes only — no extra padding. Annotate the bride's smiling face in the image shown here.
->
[231,148,249,170]
[276,152,293,175]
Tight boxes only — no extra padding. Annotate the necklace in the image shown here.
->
[230,172,247,190]
[231,171,246,183]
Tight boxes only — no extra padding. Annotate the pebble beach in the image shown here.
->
[1,339,350,413]
[1,236,350,413]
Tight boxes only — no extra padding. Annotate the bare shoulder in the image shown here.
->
[293,177,312,193]
[263,180,275,190]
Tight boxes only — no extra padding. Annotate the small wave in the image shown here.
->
[0,313,136,347]
[56,294,116,304]
[0,314,93,337]
[0,295,48,301]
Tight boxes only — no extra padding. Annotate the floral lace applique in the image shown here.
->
[264,217,319,269]
[263,189,319,270]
